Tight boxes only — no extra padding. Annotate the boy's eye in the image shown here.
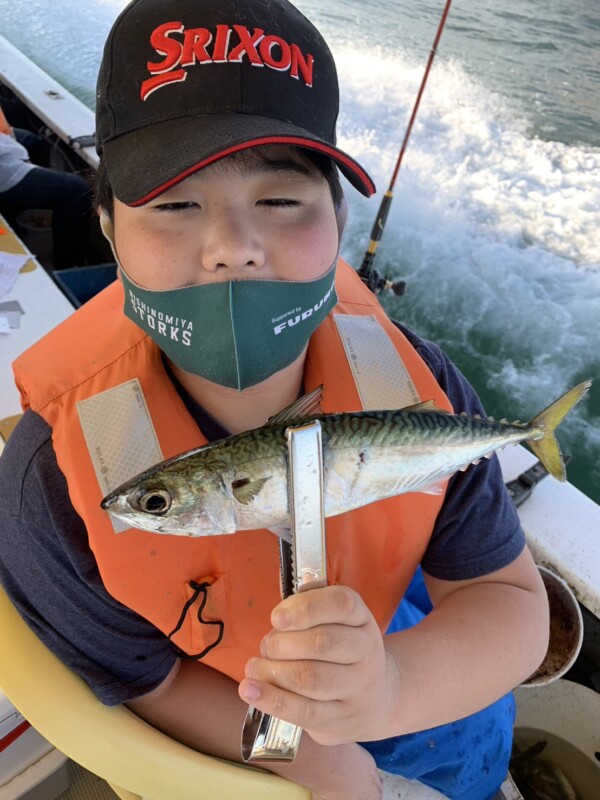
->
[261,198,300,208]
[154,201,198,212]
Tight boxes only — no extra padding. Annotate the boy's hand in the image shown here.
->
[238,585,399,745]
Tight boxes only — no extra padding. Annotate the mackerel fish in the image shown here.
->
[101,381,591,536]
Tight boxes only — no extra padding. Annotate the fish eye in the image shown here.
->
[132,488,172,516]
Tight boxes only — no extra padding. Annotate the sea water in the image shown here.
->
[1,0,598,502]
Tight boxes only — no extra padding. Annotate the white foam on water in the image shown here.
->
[335,47,600,497]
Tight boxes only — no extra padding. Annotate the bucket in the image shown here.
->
[15,209,53,266]
[510,679,600,800]
[521,566,584,687]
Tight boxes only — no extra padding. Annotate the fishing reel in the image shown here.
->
[360,269,406,297]
[357,194,407,297]
[357,253,406,297]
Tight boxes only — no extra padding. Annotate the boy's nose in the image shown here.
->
[202,212,266,275]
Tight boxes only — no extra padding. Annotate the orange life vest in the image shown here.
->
[0,108,12,136]
[14,260,452,683]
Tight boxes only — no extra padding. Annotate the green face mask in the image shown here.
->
[120,264,338,390]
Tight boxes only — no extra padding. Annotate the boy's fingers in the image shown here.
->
[271,585,370,631]
[238,677,344,743]
[260,623,365,663]
[245,656,353,701]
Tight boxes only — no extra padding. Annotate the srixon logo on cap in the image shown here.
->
[141,22,315,100]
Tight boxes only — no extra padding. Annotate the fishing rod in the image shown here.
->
[358,0,454,296]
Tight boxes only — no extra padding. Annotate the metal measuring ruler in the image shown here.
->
[241,420,327,762]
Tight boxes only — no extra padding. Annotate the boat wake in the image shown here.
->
[336,47,599,502]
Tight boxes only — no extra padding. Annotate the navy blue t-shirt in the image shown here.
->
[0,323,525,705]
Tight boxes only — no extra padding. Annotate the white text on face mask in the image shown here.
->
[272,282,335,336]
[128,290,193,345]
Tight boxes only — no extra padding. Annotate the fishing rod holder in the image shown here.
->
[358,264,407,297]
[505,455,571,508]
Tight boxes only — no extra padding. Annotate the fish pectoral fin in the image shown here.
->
[401,400,445,413]
[267,385,323,424]
[231,476,271,505]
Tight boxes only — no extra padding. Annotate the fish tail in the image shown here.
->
[527,381,591,481]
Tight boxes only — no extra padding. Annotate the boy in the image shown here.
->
[0,1,549,798]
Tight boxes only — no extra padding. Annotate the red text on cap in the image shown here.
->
[141,22,315,100]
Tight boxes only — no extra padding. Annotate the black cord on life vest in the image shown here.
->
[168,580,225,660]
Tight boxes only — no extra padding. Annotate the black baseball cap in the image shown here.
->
[96,0,376,205]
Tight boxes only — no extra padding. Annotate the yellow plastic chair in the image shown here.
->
[0,584,308,800]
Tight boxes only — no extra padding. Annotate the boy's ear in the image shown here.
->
[336,196,348,239]
[99,210,121,268]
[99,210,114,244]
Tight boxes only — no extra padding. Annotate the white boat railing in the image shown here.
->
[0,33,97,169]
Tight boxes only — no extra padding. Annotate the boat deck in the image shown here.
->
[0,215,74,429]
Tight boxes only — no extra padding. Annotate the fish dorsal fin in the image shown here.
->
[231,476,271,505]
[402,400,442,413]
[267,385,323,424]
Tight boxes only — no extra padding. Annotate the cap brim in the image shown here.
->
[102,113,375,204]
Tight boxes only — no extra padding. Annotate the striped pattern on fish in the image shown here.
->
[101,381,591,537]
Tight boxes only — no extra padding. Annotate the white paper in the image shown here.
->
[0,300,24,328]
[0,315,11,334]
[0,252,30,299]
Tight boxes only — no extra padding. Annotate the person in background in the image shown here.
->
[0,1,550,798]
[0,105,93,268]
